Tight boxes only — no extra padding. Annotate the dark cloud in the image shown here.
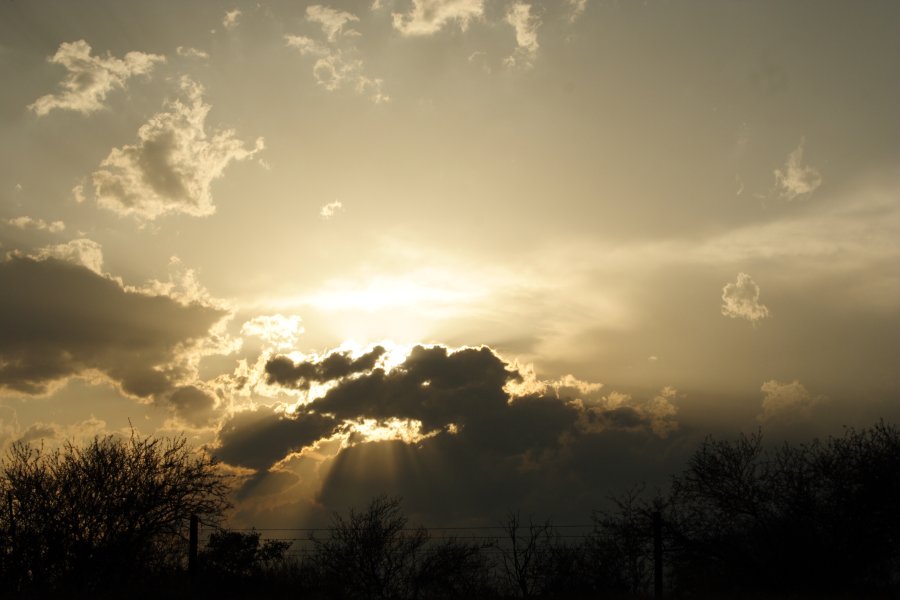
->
[312,345,515,432]
[235,469,300,501]
[213,406,338,471]
[265,345,386,389]
[216,343,690,523]
[167,385,216,426]
[0,256,225,397]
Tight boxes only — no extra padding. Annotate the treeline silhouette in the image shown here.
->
[1,422,899,598]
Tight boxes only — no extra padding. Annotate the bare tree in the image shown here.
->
[309,494,428,599]
[0,433,229,593]
[495,511,551,598]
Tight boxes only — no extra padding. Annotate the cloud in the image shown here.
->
[758,379,819,422]
[285,24,389,104]
[167,385,218,426]
[265,346,387,390]
[0,255,226,399]
[241,314,305,351]
[566,0,587,23]
[319,200,344,219]
[574,386,680,438]
[306,5,360,41]
[29,40,164,116]
[223,9,242,30]
[26,238,104,274]
[503,2,540,69]
[213,342,690,523]
[774,139,822,200]
[5,216,65,233]
[392,0,484,36]
[721,272,769,322]
[176,46,210,59]
[91,77,263,219]
[213,406,339,471]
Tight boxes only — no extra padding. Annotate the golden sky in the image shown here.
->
[1,0,899,525]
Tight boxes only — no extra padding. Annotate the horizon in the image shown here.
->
[1,0,899,530]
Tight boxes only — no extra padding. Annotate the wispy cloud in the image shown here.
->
[504,2,541,69]
[392,0,484,36]
[721,272,769,323]
[306,5,360,41]
[5,216,65,233]
[775,139,822,200]
[91,77,263,219]
[566,0,587,23]
[285,9,388,104]
[176,46,209,59]
[29,40,164,116]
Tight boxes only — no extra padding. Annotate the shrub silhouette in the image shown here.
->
[664,421,900,596]
[0,433,228,595]
[308,495,428,599]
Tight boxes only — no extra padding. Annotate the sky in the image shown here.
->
[1,0,899,527]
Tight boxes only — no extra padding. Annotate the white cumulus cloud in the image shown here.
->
[91,77,263,220]
[29,40,164,116]
[392,0,484,36]
[721,272,769,322]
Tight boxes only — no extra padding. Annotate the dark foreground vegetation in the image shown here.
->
[2,422,900,598]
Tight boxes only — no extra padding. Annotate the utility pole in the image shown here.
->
[653,510,663,599]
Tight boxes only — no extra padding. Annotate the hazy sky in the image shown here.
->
[1,0,899,526]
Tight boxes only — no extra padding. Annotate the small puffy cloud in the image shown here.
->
[774,139,822,201]
[29,40,164,116]
[27,238,104,274]
[223,9,242,30]
[176,46,210,59]
[241,314,305,351]
[0,255,226,398]
[392,0,484,36]
[91,77,263,219]
[306,5,360,41]
[504,2,541,69]
[721,272,769,322]
[566,0,587,23]
[319,200,344,219]
[758,379,819,423]
[5,216,65,233]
